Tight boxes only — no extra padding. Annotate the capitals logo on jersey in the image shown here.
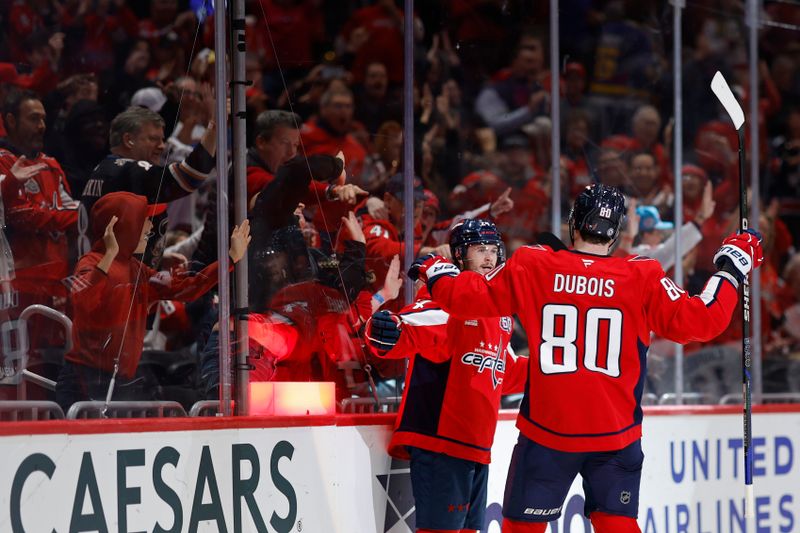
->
[461,341,506,390]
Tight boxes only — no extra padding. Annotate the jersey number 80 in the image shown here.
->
[539,304,622,377]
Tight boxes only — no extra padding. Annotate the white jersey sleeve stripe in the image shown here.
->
[58,182,80,210]
[400,308,449,327]
[700,273,736,306]
[699,275,720,305]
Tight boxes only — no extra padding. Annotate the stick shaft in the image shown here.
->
[737,128,755,518]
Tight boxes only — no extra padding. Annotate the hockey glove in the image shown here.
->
[713,229,764,284]
[365,310,402,352]
[407,254,459,288]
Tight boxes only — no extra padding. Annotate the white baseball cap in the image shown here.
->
[131,87,167,113]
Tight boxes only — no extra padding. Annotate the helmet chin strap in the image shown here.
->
[453,248,465,271]
[607,229,622,252]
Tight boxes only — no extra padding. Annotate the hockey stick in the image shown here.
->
[535,232,568,251]
[710,71,754,518]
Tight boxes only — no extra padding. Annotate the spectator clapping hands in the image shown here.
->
[372,254,403,312]
[694,182,716,225]
[340,211,366,244]
[9,156,46,182]
[229,220,251,264]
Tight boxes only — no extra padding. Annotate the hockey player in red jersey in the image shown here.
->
[365,219,528,533]
[411,184,763,533]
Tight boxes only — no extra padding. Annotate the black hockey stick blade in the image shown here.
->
[535,232,568,251]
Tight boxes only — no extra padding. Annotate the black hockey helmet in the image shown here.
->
[568,183,626,245]
[449,219,506,269]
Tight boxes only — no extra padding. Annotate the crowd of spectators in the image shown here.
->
[1,0,799,411]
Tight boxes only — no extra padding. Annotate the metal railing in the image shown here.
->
[0,400,64,421]
[719,393,800,405]
[2,305,71,397]
[188,400,236,417]
[658,393,714,405]
[642,393,659,406]
[340,396,402,414]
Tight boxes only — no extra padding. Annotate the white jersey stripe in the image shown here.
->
[700,274,725,305]
[400,308,450,327]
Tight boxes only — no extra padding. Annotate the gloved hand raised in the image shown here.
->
[365,310,402,352]
[713,229,764,284]
[407,253,459,286]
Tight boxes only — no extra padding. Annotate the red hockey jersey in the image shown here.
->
[0,147,78,300]
[383,287,527,464]
[66,193,223,378]
[430,245,739,452]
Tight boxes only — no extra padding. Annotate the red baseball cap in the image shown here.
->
[0,63,18,84]
[681,164,708,182]
[423,189,440,212]
[147,202,168,217]
[565,62,586,78]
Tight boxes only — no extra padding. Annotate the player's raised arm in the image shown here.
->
[643,230,763,343]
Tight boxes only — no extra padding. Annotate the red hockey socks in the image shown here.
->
[500,518,548,532]
[589,512,641,533]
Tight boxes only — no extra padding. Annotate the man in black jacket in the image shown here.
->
[80,104,216,266]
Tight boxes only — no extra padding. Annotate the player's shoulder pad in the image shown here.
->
[519,243,551,253]
[627,254,661,271]
[510,244,554,261]
[513,243,557,262]
[626,254,665,280]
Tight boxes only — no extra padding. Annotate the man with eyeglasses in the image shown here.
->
[300,86,367,180]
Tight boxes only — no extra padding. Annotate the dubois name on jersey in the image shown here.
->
[553,273,615,297]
